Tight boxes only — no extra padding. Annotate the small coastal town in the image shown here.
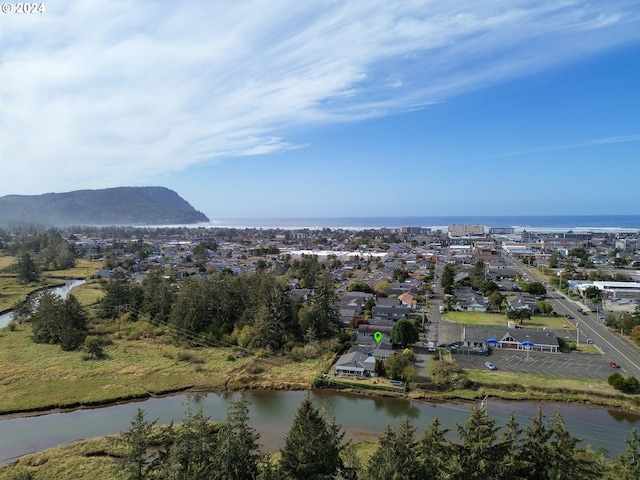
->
[62,223,640,380]
[3,221,640,477]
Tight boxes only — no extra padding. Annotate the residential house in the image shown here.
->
[371,305,410,321]
[398,292,417,309]
[334,351,375,377]
[507,293,540,314]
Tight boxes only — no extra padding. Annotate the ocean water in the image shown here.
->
[204,215,640,232]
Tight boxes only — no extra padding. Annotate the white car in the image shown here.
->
[484,361,497,370]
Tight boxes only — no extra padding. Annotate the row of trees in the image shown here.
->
[120,396,350,480]
[4,231,76,278]
[120,397,640,480]
[98,268,343,351]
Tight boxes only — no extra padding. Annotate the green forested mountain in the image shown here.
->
[0,187,209,226]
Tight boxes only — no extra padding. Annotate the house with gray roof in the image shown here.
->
[461,325,559,353]
[334,351,375,377]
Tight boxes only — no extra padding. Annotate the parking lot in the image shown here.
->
[453,349,618,381]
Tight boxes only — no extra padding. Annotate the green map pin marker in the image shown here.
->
[374,331,382,344]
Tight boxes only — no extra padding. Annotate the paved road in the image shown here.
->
[508,259,640,380]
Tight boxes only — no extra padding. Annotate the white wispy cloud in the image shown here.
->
[1,0,639,194]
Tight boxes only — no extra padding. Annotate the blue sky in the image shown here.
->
[1,1,639,219]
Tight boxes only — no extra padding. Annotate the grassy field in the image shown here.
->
[70,280,105,307]
[443,311,575,330]
[0,321,333,415]
[0,258,101,311]
[0,435,123,480]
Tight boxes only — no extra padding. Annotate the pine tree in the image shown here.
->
[120,408,159,480]
[168,402,219,479]
[609,428,640,480]
[364,418,420,480]
[455,405,511,480]
[212,396,262,480]
[16,252,39,284]
[278,396,345,480]
[417,418,457,479]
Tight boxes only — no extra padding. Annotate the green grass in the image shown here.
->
[0,258,101,311]
[0,435,122,480]
[443,311,574,330]
[0,321,332,414]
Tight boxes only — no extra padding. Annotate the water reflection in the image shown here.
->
[607,408,640,423]
[1,390,639,467]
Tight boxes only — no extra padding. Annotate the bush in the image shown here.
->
[245,361,264,375]
[226,354,236,362]
[177,351,204,364]
[608,372,623,386]
[625,376,640,393]
[83,335,106,360]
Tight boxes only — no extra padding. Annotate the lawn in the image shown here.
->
[443,311,575,330]
[463,368,632,408]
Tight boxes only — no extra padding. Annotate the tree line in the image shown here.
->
[1,231,77,283]
[98,270,342,351]
[117,396,640,480]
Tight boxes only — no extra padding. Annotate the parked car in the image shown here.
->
[484,361,497,370]
[610,362,620,369]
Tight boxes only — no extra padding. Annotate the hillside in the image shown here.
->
[0,187,209,226]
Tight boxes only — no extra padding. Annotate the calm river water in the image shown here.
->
[2,390,639,466]
[0,279,86,328]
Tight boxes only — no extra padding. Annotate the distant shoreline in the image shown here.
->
[202,215,640,232]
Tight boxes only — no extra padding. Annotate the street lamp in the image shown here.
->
[522,338,534,361]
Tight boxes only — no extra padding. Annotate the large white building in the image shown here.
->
[286,249,389,262]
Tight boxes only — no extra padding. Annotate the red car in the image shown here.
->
[610,362,620,368]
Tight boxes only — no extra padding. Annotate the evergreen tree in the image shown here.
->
[169,277,216,336]
[299,274,341,340]
[99,269,131,319]
[454,405,511,480]
[609,428,640,480]
[546,411,606,479]
[142,269,177,323]
[441,264,455,295]
[417,418,457,479]
[58,294,88,350]
[212,396,261,480]
[497,412,529,480]
[167,402,219,479]
[278,396,345,479]
[364,418,420,480]
[517,408,553,479]
[16,252,39,284]
[252,284,291,351]
[30,292,87,350]
[120,408,160,480]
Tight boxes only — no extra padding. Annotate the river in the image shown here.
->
[0,279,87,329]
[2,390,639,466]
